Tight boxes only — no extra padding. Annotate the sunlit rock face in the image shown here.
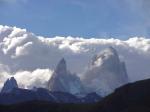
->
[83,47,128,96]
[1,77,18,93]
[47,58,85,95]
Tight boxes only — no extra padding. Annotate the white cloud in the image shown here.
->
[0,69,53,90]
[0,25,150,89]
[14,69,53,89]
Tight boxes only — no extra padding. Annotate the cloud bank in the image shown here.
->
[0,25,150,89]
[0,69,52,89]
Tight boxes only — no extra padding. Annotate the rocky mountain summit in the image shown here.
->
[83,47,128,96]
[1,77,18,93]
[47,58,85,95]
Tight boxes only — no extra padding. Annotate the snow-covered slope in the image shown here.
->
[47,58,85,95]
[1,77,18,93]
[83,47,128,96]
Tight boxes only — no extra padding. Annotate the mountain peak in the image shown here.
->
[83,47,128,96]
[99,46,118,58]
[91,46,119,68]
[55,58,67,74]
[106,46,118,55]
[107,46,117,52]
[1,77,18,93]
[9,77,16,82]
[47,58,85,94]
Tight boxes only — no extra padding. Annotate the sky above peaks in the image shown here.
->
[0,0,150,39]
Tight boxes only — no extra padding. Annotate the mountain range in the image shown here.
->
[0,76,102,104]
[0,78,150,112]
[0,46,149,112]
[47,47,128,96]
[0,47,129,104]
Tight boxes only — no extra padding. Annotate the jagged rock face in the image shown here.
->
[83,47,128,96]
[1,77,18,93]
[55,58,67,75]
[47,58,84,95]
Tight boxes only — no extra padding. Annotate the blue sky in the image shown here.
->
[0,0,150,39]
